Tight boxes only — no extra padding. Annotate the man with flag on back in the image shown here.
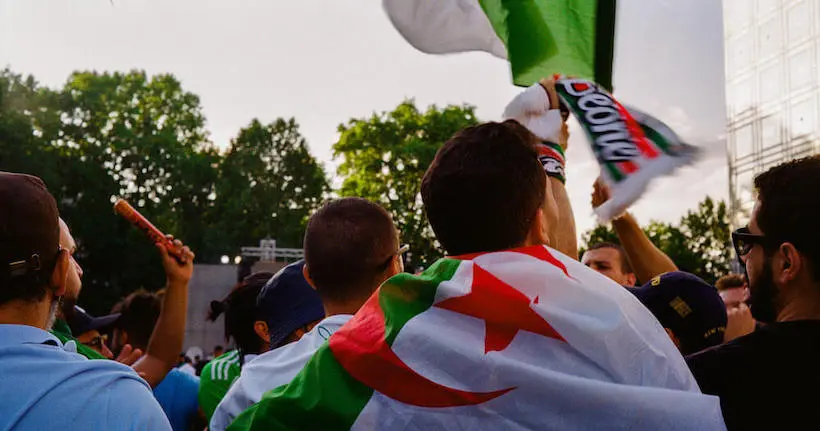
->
[228,79,725,430]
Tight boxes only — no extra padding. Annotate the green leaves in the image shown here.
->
[333,101,478,269]
[0,68,328,314]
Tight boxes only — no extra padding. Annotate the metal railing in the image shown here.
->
[240,239,304,261]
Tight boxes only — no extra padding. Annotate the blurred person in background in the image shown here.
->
[67,305,120,359]
[198,271,274,422]
[629,272,727,355]
[112,287,201,431]
[715,273,756,342]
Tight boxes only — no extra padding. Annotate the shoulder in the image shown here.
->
[203,350,241,381]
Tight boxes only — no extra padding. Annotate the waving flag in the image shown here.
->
[383,0,617,89]
[228,246,724,430]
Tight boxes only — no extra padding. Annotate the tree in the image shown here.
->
[679,197,733,282]
[53,70,219,313]
[333,101,479,268]
[579,197,733,284]
[209,118,329,256]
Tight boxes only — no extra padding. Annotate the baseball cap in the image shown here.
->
[0,172,61,286]
[257,260,325,348]
[68,305,121,336]
[628,271,727,355]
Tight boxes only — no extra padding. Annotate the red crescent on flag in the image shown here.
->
[329,292,515,408]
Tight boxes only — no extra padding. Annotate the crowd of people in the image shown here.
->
[1,76,819,430]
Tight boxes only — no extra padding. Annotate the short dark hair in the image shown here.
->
[715,274,745,291]
[304,198,397,302]
[421,120,546,255]
[111,289,162,350]
[588,242,634,274]
[754,156,820,279]
[208,272,273,355]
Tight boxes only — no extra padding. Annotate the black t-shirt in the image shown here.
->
[686,320,820,430]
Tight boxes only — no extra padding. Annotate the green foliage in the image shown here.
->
[209,118,329,252]
[580,197,733,284]
[0,68,328,314]
[333,101,479,268]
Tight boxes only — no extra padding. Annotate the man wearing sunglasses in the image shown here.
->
[211,197,404,431]
[687,156,820,430]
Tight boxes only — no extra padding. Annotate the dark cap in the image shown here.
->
[68,305,121,335]
[0,172,60,285]
[629,272,727,355]
[257,260,325,348]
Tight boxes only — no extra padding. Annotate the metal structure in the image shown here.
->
[724,0,820,228]
[241,239,304,261]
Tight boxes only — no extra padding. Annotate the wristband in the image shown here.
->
[537,141,566,184]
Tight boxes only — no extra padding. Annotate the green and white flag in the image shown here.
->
[228,246,724,430]
[383,0,617,88]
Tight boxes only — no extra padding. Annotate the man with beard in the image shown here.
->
[55,216,195,389]
[0,172,171,429]
[687,156,820,430]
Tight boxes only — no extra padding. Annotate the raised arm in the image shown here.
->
[539,79,577,259]
[592,178,676,283]
[133,238,195,388]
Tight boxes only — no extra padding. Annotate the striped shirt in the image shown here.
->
[198,350,256,421]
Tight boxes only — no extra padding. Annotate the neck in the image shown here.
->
[323,297,369,317]
[0,297,54,330]
[778,280,820,322]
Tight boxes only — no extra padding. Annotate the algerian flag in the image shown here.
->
[228,246,725,430]
[383,0,617,89]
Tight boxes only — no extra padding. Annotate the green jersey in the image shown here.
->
[199,350,243,421]
[50,319,107,360]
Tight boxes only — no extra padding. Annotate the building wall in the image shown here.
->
[183,261,289,356]
[184,264,238,355]
[724,0,820,227]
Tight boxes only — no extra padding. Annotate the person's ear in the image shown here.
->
[302,265,317,291]
[528,207,551,247]
[50,249,70,297]
[625,273,637,287]
[253,321,270,343]
[776,243,802,284]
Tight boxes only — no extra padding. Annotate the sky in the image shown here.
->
[0,0,728,237]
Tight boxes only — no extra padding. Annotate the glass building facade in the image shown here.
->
[724,0,820,227]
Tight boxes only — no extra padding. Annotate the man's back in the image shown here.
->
[687,320,820,430]
[210,314,351,431]
[0,324,171,431]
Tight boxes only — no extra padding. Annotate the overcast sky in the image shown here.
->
[0,0,727,236]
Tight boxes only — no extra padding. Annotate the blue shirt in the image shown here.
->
[154,368,200,431]
[0,324,171,431]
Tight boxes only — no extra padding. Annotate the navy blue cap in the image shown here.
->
[628,272,727,355]
[67,305,121,336]
[257,260,325,348]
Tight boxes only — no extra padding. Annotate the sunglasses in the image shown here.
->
[731,227,787,267]
[83,334,108,350]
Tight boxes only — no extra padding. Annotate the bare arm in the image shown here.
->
[133,238,195,388]
[549,178,578,259]
[540,79,577,259]
[592,178,676,283]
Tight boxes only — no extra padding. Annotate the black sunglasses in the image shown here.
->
[731,227,787,265]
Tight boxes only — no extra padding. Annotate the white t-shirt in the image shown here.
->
[209,314,352,431]
[177,362,196,376]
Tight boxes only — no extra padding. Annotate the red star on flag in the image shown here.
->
[436,263,565,353]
